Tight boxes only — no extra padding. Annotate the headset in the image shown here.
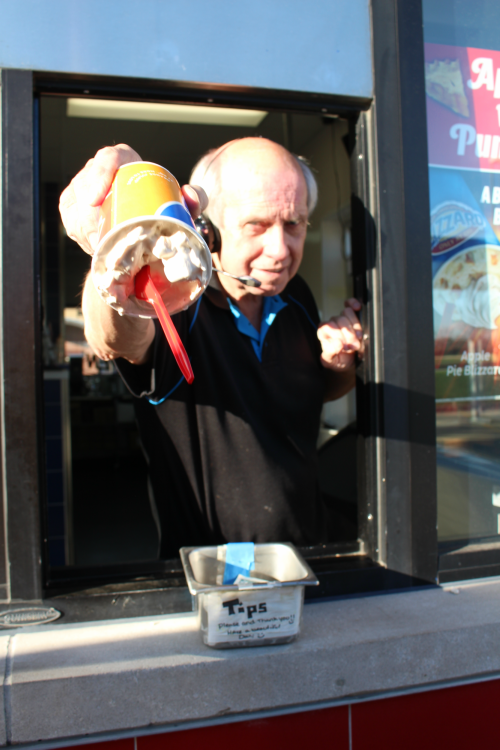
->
[192,143,261,288]
[194,214,261,288]
[194,215,221,255]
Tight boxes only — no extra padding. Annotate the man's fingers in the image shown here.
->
[63,203,101,255]
[318,324,357,353]
[317,329,344,357]
[84,145,142,206]
[318,320,361,354]
[60,179,101,255]
[59,185,94,255]
[342,307,363,338]
[318,328,355,369]
[183,184,208,218]
[345,297,361,312]
[317,325,359,371]
[328,314,361,347]
[59,182,75,219]
[318,300,365,369]
[60,144,142,255]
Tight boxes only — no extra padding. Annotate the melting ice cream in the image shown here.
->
[152,231,206,283]
[93,225,208,316]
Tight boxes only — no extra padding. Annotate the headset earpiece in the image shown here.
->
[194,215,221,254]
[192,144,261,289]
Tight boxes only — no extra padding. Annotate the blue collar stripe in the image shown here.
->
[227,295,287,361]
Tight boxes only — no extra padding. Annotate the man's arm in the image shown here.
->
[323,368,356,402]
[317,298,363,402]
[82,272,155,363]
[59,144,207,362]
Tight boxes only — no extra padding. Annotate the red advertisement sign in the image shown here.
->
[426,43,500,172]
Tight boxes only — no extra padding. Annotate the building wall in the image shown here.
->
[54,679,500,750]
[0,0,372,98]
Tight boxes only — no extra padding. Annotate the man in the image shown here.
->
[60,138,362,557]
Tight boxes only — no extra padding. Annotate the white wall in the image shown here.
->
[0,0,372,98]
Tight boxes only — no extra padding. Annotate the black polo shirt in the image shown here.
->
[116,274,329,558]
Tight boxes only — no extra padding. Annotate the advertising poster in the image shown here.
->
[426,43,500,402]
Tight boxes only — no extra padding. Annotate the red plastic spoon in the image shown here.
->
[135,265,194,384]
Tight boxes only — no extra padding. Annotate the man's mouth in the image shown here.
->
[253,267,288,277]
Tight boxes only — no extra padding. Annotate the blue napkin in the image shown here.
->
[223,543,255,585]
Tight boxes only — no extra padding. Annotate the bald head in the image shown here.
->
[190,137,311,299]
[190,137,317,227]
[217,137,301,172]
[216,139,307,228]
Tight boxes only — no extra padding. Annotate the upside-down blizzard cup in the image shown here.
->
[92,161,212,318]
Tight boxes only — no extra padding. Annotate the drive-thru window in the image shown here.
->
[0,16,436,615]
[39,96,357,585]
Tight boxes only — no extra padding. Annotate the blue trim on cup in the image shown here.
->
[155,200,196,229]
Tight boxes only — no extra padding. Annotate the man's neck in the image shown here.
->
[214,274,264,331]
[235,294,264,332]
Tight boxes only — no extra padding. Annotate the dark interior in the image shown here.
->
[40,95,356,576]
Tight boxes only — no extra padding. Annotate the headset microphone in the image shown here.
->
[211,268,261,288]
[194,215,262,288]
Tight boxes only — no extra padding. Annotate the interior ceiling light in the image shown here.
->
[67,98,267,127]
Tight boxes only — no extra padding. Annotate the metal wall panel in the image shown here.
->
[0,0,372,99]
[368,0,438,582]
[0,69,42,600]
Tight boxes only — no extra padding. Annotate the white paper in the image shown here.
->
[201,587,302,646]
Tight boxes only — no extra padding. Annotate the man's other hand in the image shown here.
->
[59,144,208,255]
[317,298,363,371]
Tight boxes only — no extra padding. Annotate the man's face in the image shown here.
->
[214,142,309,298]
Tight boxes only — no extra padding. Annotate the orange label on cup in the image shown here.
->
[93,159,210,319]
[98,162,188,244]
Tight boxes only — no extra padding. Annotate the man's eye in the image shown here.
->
[246,221,267,231]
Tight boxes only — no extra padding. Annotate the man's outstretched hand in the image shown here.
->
[59,144,207,255]
[317,298,364,372]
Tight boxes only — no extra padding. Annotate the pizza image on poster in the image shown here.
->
[425,43,500,173]
[426,57,470,118]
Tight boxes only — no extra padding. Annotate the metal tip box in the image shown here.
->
[180,543,319,649]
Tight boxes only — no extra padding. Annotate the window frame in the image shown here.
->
[0,0,446,617]
[366,0,438,584]
[0,68,43,602]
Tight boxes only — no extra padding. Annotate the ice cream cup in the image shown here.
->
[92,161,211,318]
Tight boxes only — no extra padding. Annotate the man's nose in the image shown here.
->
[264,225,290,261]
